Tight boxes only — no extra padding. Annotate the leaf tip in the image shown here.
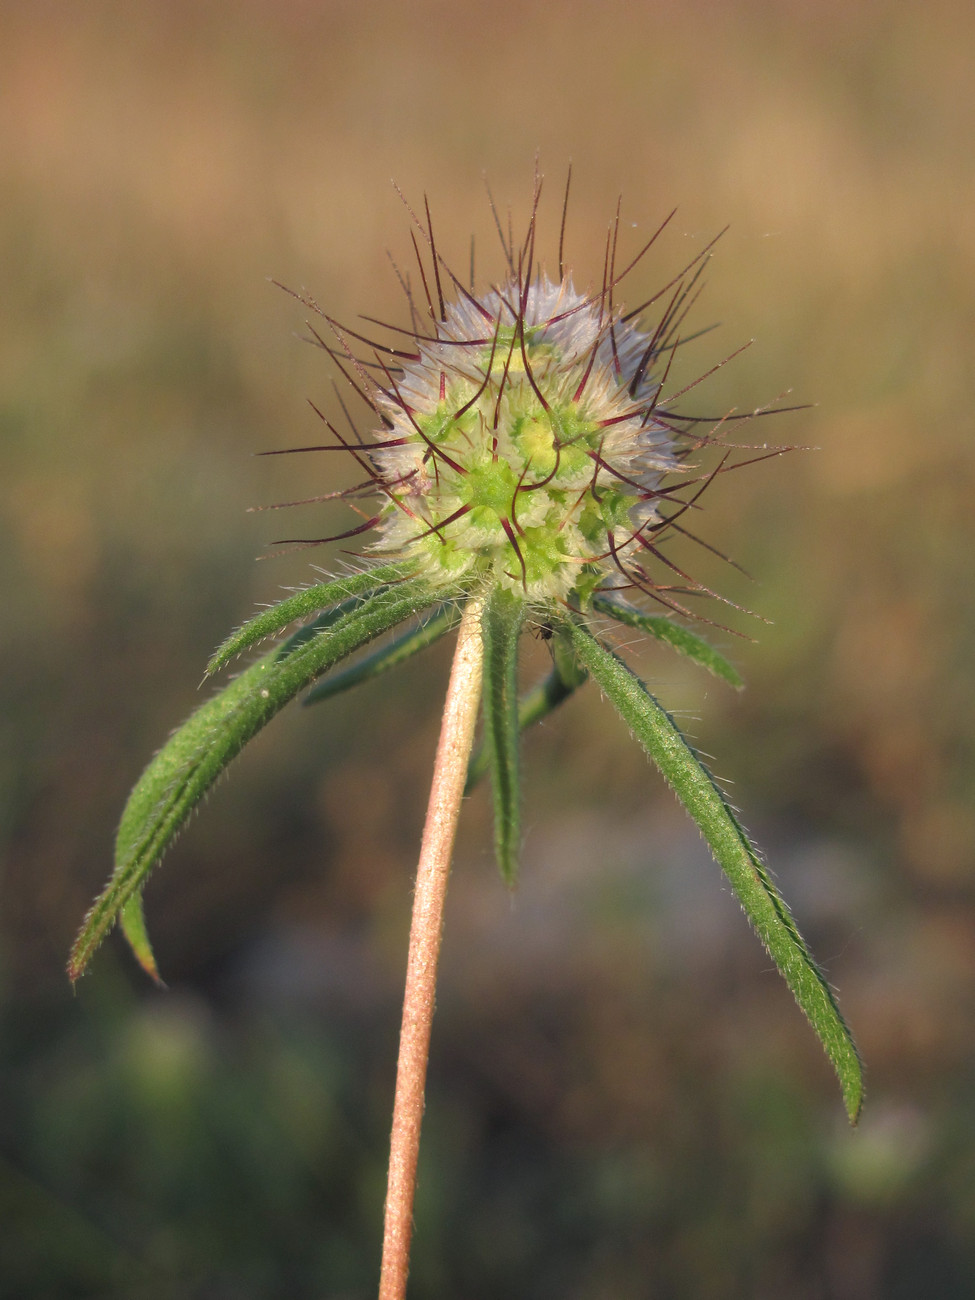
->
[121,893,165,986]
[66,912,100,985]
[204,650,228,678]
[141,959,167,988]
[842,1067,865,1126]
[128,941,165,987]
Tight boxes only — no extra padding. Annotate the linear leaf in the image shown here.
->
[465,628,588,793]
[565,618,863,1123]
[592,594,743,688]
[70,576,436,981]
[119,892,162,985]
[303,603,460,707]
[481,587,527,885]
[206,561,418,676]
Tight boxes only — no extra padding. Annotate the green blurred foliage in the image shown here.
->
[2,0,974,1295]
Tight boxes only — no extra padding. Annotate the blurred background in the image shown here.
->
[2,1,973,1295]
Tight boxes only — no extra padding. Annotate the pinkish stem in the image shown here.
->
[378,596,485,1300]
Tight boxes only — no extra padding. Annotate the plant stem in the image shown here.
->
[378,596,485,1300]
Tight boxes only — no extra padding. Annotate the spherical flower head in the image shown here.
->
[278,184,762,627]
[371,274,679,607]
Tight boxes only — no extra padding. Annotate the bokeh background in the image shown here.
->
[2,1,973,1296]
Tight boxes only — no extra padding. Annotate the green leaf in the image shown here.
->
[564,618,863,1123]
[505,631,587,735]
[591,594,744,688]
[206,561,418,676]
[303,603,460,707]
[480,587,527,885]
[549,627,590,698]
[119,892,163,985]
[69,576,437,981]
[465,627,588,793]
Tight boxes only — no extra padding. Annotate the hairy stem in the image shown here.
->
[378,596,485,1300]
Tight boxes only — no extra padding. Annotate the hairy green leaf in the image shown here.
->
[119,892,162,985]
[70,576,436,981]
[206,561,418,676]
[303,604,460,707]
[481,587,527,885]
[591,594,744,688]
[565,618,863,1123]
[465,627,588,793]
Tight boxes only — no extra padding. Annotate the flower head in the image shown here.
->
[280,179,742,628]
[371,272,677,605]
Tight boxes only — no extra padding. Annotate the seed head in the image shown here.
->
[274,175,752,626]
[372,274,678,604]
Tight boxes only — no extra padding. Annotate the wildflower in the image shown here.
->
[70,171,861,1119]
[368,269,681,606]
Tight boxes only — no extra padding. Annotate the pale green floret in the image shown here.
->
[371,275,677,605]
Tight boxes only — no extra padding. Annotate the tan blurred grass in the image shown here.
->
[1,0,973,1015]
